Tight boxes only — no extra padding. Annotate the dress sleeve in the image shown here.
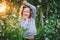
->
[26,3,36,18]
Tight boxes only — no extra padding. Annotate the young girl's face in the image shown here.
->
[23,7,31,19]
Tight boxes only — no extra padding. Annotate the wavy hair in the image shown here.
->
[19,5,33,19]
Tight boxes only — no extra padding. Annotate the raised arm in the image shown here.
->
[26,3,36,18]
[23,0,36,18]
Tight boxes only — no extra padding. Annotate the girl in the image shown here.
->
[19,0,37,40]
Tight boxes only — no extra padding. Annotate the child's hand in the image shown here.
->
[23,0,27,5]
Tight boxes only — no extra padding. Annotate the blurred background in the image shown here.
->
[0,0,60,40]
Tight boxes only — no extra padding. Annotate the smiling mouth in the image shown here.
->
[23,14,28,16]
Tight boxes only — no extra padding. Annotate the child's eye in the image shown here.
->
[24,11,29,13]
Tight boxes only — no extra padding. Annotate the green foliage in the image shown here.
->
[0,0,24,40]
[3,15,24,40]
[0,14,24,40]
[35,0,60,40]
[0,0,60,40]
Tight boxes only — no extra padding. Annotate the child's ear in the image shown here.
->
[31,11,32,14]
[30,11,33,16]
